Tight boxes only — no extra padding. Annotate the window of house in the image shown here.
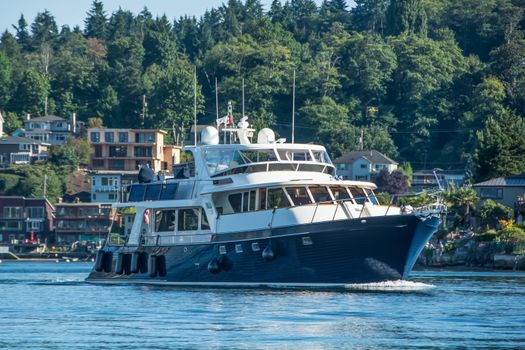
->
[90,132,100,143]
[286,187,312,206]
[135,133,145,143]
[134,147,152,157]
[105,132,114,143]
[4,207,22,218]
[94,145,102,157]
[178,209,198,231]
[108,160,125,170]
[480,188,503,199]
[28,221,40,231]
[0,221,22,230]
[92,159,104,168]
[109,146,127,157]
[27,207,44,218]
[146,133,155,143]
[355,175,368,181]
[101,177,108,186]
[360,164,367,169]
[119,132,128,143]
[108,193,116,200]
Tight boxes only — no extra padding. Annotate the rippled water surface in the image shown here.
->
[0,261,524,349]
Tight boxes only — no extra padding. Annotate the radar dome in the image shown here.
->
[201,126,219,145]
[257,128,275,144]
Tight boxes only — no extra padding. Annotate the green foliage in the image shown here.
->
[497,225,525,243]
[0,173,20,194]
[475,230,498,242]
[479,199,513,229]
[399,161,413,186]
[442,186,478,228]
[47,137,92,169]
[1,165,64,203]
[398,192,436,207]
[2,111,23,134]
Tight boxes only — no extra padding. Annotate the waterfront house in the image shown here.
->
[23,113,82,145]
[54,202,112,245]
[0,196,54,245]
[473,175,525,211]
[333,150,398,181]
[87,128,180,172]
[89,170,138,203]
[0,136,50,166]
[411,169,466,192]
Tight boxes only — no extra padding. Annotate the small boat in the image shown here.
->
[86,120,445,288]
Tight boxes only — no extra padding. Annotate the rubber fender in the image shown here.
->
[262,244,275,262]
[94,250,105,272]
[115,252,125,274]
[157,255,167,277]
[123,253,132,275]
[103,251,113,273]
[130,251,140,274]
[148,255,158,278]
[208,257,220,274]
[217,255,232,271]
[139,252,149,274]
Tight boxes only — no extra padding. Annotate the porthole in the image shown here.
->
[235,244,243,253]
[251,242,260,252]
[219,245,227,255]
[302,237,313,245]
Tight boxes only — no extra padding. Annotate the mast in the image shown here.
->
[194,66,197,147]
[215,77,219,121]
[292,69,296,144]
[242,78,245,119]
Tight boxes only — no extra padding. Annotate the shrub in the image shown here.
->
[497,225,525,243]
[479,199,513,229]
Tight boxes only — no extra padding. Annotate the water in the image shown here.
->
[0,261,524,349]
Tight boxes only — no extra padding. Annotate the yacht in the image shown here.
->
[86,120,445,288]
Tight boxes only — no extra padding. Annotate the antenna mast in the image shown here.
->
[194,66,197,147]
[215,77,219,120]
[242,78,245,119]
[292,69,296,144]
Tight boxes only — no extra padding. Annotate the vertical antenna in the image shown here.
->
[359,128,364,150]
[242,78,245,119]
[215,77,219,120]
[292,69,296,144]
[141,94,146,127]
[194,66,197,147]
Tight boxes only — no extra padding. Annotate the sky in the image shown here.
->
[0,0,346,33]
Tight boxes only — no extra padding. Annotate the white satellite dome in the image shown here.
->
[201,126,219,145]
[257,128,275,144]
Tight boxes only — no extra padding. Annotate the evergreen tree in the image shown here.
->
[12,14,30,48]
[84,0,107,38]
[386,0,427,36]
[9,69,50,115]
[31,10,59,48]
[0,52,12,108]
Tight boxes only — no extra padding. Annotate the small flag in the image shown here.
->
[144,209,150,225]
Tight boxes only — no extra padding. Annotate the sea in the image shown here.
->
[0,261,524,349]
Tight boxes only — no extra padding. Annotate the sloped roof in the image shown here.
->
[27,115,66,122]
[0,135,50,146]
[333,150,398,165]
[473,175,525,187]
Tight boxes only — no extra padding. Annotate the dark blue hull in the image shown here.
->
[86,214,440,286]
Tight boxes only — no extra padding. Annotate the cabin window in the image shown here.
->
[178,209,199,231]
[267,188,290,209]
[364,189,379,205]
[155,210,176,232]
[249,191,256,211]
[286,187,312,206]
[330,186,351,201]
[175,151,195,178]
[228,193,242,213]
[277,149,312,161]
[144,184,162,201]
[311,150,332,164]
[159,183,178,200]
[201,210,210,230]
[259,188,267,210]
[309,186,332,203]
[128,184,146,202]
[349,187,366,205]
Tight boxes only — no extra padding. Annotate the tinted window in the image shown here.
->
[286,187,312,206]
[267,188,290,209]
[128,184,146,202]
[309,186,332,203]
[178,209,198,231]
[144,184,162,201]
[229,193,242,213]
[155,210,175,232]
[331,186,350,201]
[160,183,178,200]
[349,187,366,204]
[201,210,210,230]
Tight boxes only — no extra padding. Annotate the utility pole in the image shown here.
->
[141,94,147,127]
[359,129,364,151]
[194,66,197,147]
[43,174,47,198]
[292,69,296,144]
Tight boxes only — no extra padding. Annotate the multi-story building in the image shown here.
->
[0,136,50,166]
[23,114,82,145]
[87,128,180,172]
[333,150,398,181]
[0,196,54,245]
[54,202,112,244]
[411,170,466,192]
[89,170,138,203]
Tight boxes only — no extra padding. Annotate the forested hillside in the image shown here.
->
[1,0,525,181]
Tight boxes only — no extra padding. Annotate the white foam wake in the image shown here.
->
[344,280,436,293]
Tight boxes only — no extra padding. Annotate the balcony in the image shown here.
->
[10,152,31,164]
